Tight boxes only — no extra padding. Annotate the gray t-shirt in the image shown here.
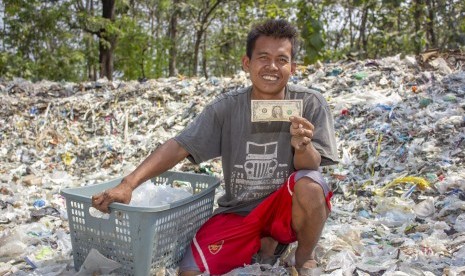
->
[174,84,338,213]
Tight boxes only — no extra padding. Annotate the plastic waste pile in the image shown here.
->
[0,54,464,275]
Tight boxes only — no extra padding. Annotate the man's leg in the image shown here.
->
[291,177,330,269]
[178,246,201,276]
[256,236,278,263]
[180,272,200,276]
[179,213,261,275]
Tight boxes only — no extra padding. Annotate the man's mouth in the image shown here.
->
[262,75,279,81]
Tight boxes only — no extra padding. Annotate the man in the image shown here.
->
[92,19,337,275]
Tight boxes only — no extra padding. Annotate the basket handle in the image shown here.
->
[89,207,110,219]
[172,180,193,194]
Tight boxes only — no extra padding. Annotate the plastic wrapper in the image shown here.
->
[129,180,193,207]
[74,248,121,276]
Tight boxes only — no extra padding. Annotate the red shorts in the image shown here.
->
[182,171,332,275]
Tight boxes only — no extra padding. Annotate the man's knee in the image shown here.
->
[291,177,330,234]
[293,177,327,211]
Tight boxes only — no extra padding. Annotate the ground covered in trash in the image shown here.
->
[0,54,464,275]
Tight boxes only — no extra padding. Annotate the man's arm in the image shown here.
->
[92,138,190,213]
[289,116,321,171]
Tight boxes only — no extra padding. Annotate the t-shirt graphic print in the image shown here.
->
[231,141,289,201]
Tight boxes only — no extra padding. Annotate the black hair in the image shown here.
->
[246,19,299,60]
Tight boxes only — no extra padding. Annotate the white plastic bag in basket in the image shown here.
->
[129,180,193,207]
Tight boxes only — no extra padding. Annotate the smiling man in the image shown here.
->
[243,34,295,100]
[92,19,338,275]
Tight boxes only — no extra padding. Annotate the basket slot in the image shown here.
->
[193,182,210,193]
[153,177,169,185]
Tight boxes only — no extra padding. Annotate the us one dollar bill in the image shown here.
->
[251,99,303,122]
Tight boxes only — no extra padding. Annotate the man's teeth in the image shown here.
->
[263,75,278,80]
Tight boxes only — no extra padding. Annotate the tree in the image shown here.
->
[1,0,465,81]
[99,0,116,80]
[1,0,85,81]
[425,0,437,48]
[297,0,325,63]
[413,0,426,54]
[168,0,180,77]
[75,0,120,81]
[185,0,224,76]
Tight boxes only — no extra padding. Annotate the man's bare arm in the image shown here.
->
[92,138,190,213]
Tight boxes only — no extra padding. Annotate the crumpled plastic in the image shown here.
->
[129,179,193,207]
[74,248,121,276]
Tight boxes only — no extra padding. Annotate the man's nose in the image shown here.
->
[266,60,278,70]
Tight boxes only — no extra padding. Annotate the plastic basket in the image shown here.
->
[61,171,220,275]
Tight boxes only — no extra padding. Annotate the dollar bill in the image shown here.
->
[251,99,303,122]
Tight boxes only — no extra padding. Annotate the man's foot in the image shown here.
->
[297,259,321,276]
[252,241,289,265]
[289,263,322,276]
[300,259,318,268]
[297,267,322,276]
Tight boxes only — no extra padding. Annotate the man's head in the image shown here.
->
[246,19,299,61]
[242,19,299,100]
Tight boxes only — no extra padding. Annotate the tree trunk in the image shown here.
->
[191,0,223,76]
[335,7,348,53]
[425,0,437,48]
[168,0,179,77]
[202,31,208,79]
[358,3,369,58]
[348,3,353,49]
[193,30,202,76]
[86,0,95,81]
[413,0,424,55]
[99,0,116,81]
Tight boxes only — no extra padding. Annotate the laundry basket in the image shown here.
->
[61,171,220,275]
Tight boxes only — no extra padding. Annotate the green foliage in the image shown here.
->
[206,23,244,76]
[35,46,87,82]
[0,52,34,80]
[114,16,154,80]
[1,0,85,81]
[1,0,465,81]
[263,3,287,18]
[297,0,325,64]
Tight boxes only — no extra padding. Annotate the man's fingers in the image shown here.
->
[297,137,311,147]
[291,121,302,129]
[289,116,312,129]
[92,194,103,206]
[92,191,113,213]
[290,126,314,139]
[302,137,311,145]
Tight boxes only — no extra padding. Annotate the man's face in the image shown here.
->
[242,36,296,100]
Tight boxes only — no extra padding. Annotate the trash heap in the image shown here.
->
[0,54,464,275]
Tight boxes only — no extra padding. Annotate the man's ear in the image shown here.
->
[291,62,297,75]
[241,55,250,72]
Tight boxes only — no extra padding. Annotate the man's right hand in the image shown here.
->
[90,139,190,213]
[92,179,134,213]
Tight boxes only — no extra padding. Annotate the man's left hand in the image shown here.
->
[289,116,314,151]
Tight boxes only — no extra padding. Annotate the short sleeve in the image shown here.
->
[306,99,339,166]
[174,104,222,164]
